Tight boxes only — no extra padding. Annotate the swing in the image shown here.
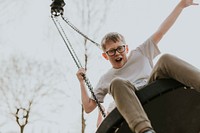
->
[50,1,200,133]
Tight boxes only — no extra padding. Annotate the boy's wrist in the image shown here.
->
[177,2,186,9]
[80,80,85,85]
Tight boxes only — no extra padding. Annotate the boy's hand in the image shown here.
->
[180,0,199,8]
[76,68,86,82]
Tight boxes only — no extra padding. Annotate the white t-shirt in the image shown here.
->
[92,37,161,103]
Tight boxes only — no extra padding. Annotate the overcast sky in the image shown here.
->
[0,0,200,132]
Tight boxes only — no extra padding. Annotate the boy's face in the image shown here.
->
[102,41,128,69]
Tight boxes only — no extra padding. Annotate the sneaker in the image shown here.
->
[143,129,156,133]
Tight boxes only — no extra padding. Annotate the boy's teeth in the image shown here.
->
[115,57,122,62]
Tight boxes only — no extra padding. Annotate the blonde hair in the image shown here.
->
[101,32,126,51]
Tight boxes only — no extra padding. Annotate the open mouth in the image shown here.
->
[115,57,122,62]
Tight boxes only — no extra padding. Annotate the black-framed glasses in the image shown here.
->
[105,45,126,56]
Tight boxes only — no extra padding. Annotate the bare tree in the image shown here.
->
[0,55,69,133]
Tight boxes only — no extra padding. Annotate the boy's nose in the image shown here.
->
[115,50,121,55]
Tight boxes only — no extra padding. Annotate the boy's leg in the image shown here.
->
[109,78,152,133]
[149,54,200,91]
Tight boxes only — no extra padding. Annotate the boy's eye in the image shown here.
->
[109,49,115,53]
[117,46,123,51]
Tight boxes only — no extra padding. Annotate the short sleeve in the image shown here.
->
[136,36,161,61]
[90,76,108,103]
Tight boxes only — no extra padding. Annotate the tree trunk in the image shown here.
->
[20,126,24,133]
[81,105,86,133]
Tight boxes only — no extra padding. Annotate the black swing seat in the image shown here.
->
[96,79,200,133]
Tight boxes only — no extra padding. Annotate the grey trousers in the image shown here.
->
[109,54,200,133]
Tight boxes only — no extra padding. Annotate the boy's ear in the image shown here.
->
[102,53,108,60]
[126,45,129,53]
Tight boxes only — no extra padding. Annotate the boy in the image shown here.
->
[76,0,199,133]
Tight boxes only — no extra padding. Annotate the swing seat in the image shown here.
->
[96,79,200,133]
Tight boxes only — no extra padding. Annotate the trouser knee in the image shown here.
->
[156,54,175,66]
[109,78,135,95]
[109,78,126,93]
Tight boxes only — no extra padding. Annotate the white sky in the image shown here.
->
[0,0,200,132]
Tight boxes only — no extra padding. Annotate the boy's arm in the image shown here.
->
[76,68,97,113]
[152,0,198,45]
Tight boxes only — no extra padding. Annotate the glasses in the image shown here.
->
[105,45,126,56]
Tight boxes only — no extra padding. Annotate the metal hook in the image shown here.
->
[50,0,66,16]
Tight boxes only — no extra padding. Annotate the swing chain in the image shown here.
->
[51,16,106,118]
[82,74,106,118]
[51,16,82,69]
[56,17,83,68]
[61,16,101,49]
